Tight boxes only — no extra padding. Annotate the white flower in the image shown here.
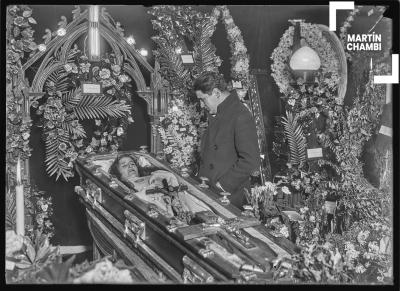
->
[300,206,309,214]
[355,264,366,274]
[111,64,121,74]
[99,68,111,79]
[41,204,49,212]
[234,42,247,53]
[118,74,129,83]
[309,215,316,222]
[357,230,370,246]
[368,241,379,254]
[281,186,291,195]
[80,62,91,73]
[345,248,360,262]
[279,225,289,238]
[312,227,319,235]
[227,27,240,38]
[288,98,296,106]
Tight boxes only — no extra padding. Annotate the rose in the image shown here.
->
[58,143,67,151]
[357,230,370,246]
[368,241,379,254]
[118,74,129,83]
[41,204,49,212]
[281,186,291,195]
[111,64,121,74]
[80,63,91,73]
[99,68,111,79]
[14,16,25,26]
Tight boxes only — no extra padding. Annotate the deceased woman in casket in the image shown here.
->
[109,154,210,220]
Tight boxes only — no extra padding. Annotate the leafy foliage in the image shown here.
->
[6,189,17,230]
[36,48,134,181]
[149,6,222,171]
[281,111,307,165]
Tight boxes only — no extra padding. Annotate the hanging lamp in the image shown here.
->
[289,20,321,83]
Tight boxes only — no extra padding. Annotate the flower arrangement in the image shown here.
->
[150,6,220,172]
[268,217,290,238]
[26,186,54,239]
[157,98,204,170]
[6,230,137,284]
[6,4,38,167]
[211,6,250,98]
[270,20,340,131]
[35,47,132,180]
[268,17,392,283]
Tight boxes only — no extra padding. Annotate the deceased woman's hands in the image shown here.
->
[148,170,179,188]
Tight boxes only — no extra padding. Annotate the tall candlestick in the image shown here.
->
[15,157,25,236]
[385,84,392,104]
[370,58,373,71]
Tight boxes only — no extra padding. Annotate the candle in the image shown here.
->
[385,84,392,104]
[15,157,25,236]
[370,58,373,71]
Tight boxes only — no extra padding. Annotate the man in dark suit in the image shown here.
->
[193,72,260,209]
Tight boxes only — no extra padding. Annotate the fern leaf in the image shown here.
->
[282,111,307,165]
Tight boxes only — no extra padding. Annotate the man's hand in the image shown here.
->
[149,170,179,187]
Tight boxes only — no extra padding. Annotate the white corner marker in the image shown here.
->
[374,54,399,84]
[329,1,355,31]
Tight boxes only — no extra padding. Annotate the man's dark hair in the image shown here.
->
[193,72,227,94]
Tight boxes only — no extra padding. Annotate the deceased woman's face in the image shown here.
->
[118,156,139,181]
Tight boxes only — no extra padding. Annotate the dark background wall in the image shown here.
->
[27,5,361,246]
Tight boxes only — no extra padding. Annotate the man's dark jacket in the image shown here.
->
[198,91,260,209]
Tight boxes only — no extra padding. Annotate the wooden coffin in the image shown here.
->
[74,150,299,283]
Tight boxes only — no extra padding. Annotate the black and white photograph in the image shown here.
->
[4,1,398,286]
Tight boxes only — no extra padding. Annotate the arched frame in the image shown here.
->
[20,6,169,179]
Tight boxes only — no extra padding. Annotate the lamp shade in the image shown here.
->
[289,46,321,70]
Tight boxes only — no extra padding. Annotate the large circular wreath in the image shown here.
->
[271,21,340,112]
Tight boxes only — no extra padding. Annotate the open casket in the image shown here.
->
[74,150,299,283]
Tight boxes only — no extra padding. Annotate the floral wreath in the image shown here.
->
[270,20,341,133]
[211,6,250,98]
[35,47,133,180]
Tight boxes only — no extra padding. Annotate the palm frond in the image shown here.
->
[45,68,70,94]
[6,190,16,229]
[281,111,307,165]
[62,88,81,107]
[62,120,86,139]
[44,129,73,181]
[152,36,192,91]
[192,18,219,76]
[73,95,131,120]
